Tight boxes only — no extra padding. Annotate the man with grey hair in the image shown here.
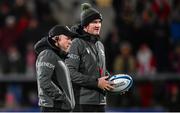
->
[34,25,77,112]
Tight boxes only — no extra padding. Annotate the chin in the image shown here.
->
[66,47,70,52]
[64,50,68,53]
[93,33,100,35]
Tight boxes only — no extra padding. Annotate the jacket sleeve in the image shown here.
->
[36,50,65,100]
[65,39,98,89]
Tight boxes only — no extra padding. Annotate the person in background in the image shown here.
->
[169,44,180,73]
[113,42,136,74]
[65,3,114,112]
[34,25,77,112]
[136,43,156,75]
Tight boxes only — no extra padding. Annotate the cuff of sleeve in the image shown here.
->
[88,76,98,88]
[54,93,66,101]
[53,100,63,108]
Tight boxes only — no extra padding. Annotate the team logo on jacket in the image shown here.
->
[67,54,80,60]
[86,48,90,54]
[100,49,105,56]
[36,62,55,69]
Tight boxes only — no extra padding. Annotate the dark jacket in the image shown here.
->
[65,24,106,105]
[34,37,75,111]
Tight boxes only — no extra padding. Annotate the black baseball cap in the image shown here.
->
[48,25,77,39]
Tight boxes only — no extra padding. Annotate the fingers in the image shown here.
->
[107,84,114,90]
[104,86,113,91]
[104,83,114,91]
[120,91,127,95]
[98,76,115,91]
[102,76,109,79]
[99,83,114,91]
[108,81,114,85]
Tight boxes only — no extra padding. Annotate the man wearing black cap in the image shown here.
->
[34,25,76,112]
[65,3,114,112]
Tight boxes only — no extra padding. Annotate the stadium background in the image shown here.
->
[0,0,180,112]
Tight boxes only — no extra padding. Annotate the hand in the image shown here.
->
[98,76,114,91]
[120,91,126,95]
[120,90,129,95]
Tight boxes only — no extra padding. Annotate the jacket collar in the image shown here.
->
[47,38,68,59]
[80,29,100,43]
[71,24,100,43]
[34,37,67,59]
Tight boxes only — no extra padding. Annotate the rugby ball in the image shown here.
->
[109,74,133,92]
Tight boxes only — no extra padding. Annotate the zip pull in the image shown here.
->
[105,70,112,80]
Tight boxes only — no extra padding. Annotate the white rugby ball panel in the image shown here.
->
[109,74,133,92]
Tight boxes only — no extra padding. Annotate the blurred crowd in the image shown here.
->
[0,0,59,75]
[105,0,180,75]
[0,0,180,76]
[0,0,180,111]
[104,0,180,111]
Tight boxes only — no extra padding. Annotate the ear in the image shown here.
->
[54,36,60,47]
[83,26,88,32]
[57,37,61,41]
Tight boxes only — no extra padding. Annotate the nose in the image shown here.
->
[68,39,72,44]
[95,22,101,28]
[96,22,101,26]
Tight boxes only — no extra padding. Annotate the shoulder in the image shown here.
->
[96,41,104,50]
[96,41,104,46]
[38,49,57,59]
[72,38,84,45]
[71,38,87,50]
